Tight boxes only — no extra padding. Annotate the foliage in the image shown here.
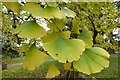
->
[1,1,118,78]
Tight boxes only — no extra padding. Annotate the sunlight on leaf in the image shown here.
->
[46,64,60,78]
[61,7,76,18]
[43,32,85,63]
[23,44,48,70]
[73,47,110,75]
[12,21,46,38]
[3,2,21,13]
[21,2,44,17]
[41,6,65,19]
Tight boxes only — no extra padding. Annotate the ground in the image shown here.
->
[2,54,118,79]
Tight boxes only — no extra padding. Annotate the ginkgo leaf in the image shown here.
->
[73,47,110,75]
[46,2,57,7]
[23,44,48,70]
[78,27,93,48]
[12,21,46,38]
[46,64,60,78]
[21,2,44,17]
[42,32,57,43]
[22,3,65,19]
[41,6,65,19]
[59,31,71,39]
[3,2,21,13]
[72,19,80,34]
[47,18,64,31]
[63,63,71,70]
[63,63,78,71]
[43,32,85,63]
[61,7,76,18]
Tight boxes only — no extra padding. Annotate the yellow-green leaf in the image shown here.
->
[23,45,48,70]
[43,32,85,63]
[46,2,57,7]
[22,3,65,19]
[72,19,80,34]
[12,21,46,38]
[3,2,21,13]
[21,2,44,17]
[78,27,93,48]
[59,31,71,39]
[61,7,76,18]
[42,32,57,43]
[41,6,65,19]
[63,63,71,70]
[46,64,60,78]
[47,18,65,31]
[73,47,110,75]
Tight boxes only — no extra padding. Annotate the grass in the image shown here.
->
[2,54,118,78]
[2,57,24,64]
[2,60,63,78]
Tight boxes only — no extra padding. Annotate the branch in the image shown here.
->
[87,16,98,44]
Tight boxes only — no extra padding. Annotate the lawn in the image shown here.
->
[2,54,118,79]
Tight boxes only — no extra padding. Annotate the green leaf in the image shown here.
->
[73,47,110,75]
[78,27,93,48]
[47,18,65,31]
[42,32,57,43]
[46,64,60,78]
[3,2,21,13]
[43,32,85,63]
[59,31,71,39]
[61,7,76,18]
[63,63,71,70]
[41,6,65,19]
[23,44,48,70]
[22,3,65,19]
[46,2,57,7]
[72,19,80,34]
[21,2,44,17]
[12,21,46,38]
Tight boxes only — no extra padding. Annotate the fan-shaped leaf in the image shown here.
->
[3,2,21,13]
[78,27,93,48]
[46,64,60,78]
[42,6,65,19]
[73,47,110,75]
[43,32,85,63]
[23,45,48,70]
[46,2,57,7]
[21,2,44,17]
[12,21,46,38]
[61,7,76,18]
[47,18,65,31]
[59,31,71,39]
[72,19,80,34]
[22,3,65,19]
[63,63,71,70]
[42,32,57,43]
